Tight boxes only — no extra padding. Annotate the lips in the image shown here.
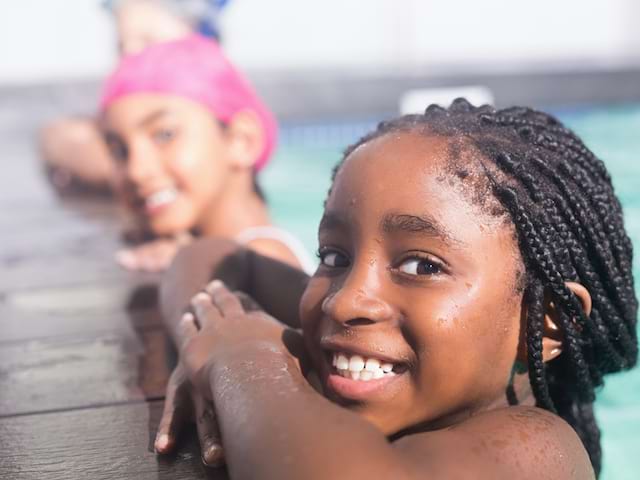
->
[143,187,178,215]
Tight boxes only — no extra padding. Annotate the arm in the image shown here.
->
[212,348,406,480]
[155,237,310,462]
[160,236,310,345]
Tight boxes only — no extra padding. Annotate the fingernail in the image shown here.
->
[202,442,224,466]
[155,434,169,452]
[193,292,210,303]
[181,312,195,323]
[208,280,223,290]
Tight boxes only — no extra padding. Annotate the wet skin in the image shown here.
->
[103,94,236,237]
[299,131,527,435]
[165,130,594,478]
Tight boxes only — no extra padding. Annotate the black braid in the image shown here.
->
[331,98,638,476]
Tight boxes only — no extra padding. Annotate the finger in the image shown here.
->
[190,291,220,330]
[177,312,199,348]
[138,244,174,273]
[155,368,191,454]
[233,291,263,312]
[192,390,225,467]
[139,252,164,273]
[115,249,138,270]
[153,242,179,271]
[205,280,244,317]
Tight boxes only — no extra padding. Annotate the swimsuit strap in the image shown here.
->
[235,226,316,275]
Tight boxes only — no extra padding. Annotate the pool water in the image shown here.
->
[261,105,640,479]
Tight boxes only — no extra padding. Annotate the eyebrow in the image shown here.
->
[135,109,171,128]
[380,213,457,243]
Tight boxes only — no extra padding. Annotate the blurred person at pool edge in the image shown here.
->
[39,0,229,194]
[99,34,312,273]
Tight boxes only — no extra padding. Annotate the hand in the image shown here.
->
[178,281,304,398]
[116,233,192,272]
[155,286,289,467]
[154,362,225,467]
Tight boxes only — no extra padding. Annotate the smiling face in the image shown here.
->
[299,131,527,435]
[103,94,231,236]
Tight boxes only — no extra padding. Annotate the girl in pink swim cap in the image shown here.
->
[100,34,311,273]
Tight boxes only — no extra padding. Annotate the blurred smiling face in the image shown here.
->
[103,94,231,236]
[299,131,527,435]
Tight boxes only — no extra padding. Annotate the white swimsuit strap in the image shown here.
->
[235,226,316,275]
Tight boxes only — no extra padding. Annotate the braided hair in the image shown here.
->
[332,99,638,476]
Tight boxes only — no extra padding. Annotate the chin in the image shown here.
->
[148,213,194,237]
[341,402,405,436]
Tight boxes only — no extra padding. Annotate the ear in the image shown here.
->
[541,282,592,362]
[516,282,592,365]
[223,110,265,171]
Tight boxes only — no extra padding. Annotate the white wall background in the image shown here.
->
[1,0,640,85]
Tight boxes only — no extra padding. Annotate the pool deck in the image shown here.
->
[0,126,226,478]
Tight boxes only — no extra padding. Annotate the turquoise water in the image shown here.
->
[261,105,640,479]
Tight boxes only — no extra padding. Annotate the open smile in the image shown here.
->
[322,348,409,401]
[143,187,178,215]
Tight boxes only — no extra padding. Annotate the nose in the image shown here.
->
[124,143,159,187]
[321,259,395,327]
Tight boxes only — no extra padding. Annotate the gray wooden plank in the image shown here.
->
[0,283,161,343]
[0,400,227,480]
[0,329,173,416]
[0,252,160,292]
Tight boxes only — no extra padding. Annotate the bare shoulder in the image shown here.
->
[392,406,595,480]
[246,237,303,270]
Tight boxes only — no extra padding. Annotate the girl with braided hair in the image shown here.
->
[156,99,637,478]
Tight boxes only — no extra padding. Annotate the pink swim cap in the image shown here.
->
[100,34,277,171]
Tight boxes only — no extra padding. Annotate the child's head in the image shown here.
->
[99,34,277,236]
[299,99,637,475]
[106,0,223,55]
[108,0,191,56]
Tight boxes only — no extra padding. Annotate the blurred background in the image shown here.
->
[1,1,639,479]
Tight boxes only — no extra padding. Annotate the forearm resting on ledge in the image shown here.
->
[160,237,309,346]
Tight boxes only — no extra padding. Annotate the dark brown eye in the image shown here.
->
[319,249,350,268]
[398,257,441,276]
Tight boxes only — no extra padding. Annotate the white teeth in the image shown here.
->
[348,355,365,372]
[364,358,380,372]
[331,352,400,382]
[381,363,394,373]
[336,354,349,370]
[146,188,177,209]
